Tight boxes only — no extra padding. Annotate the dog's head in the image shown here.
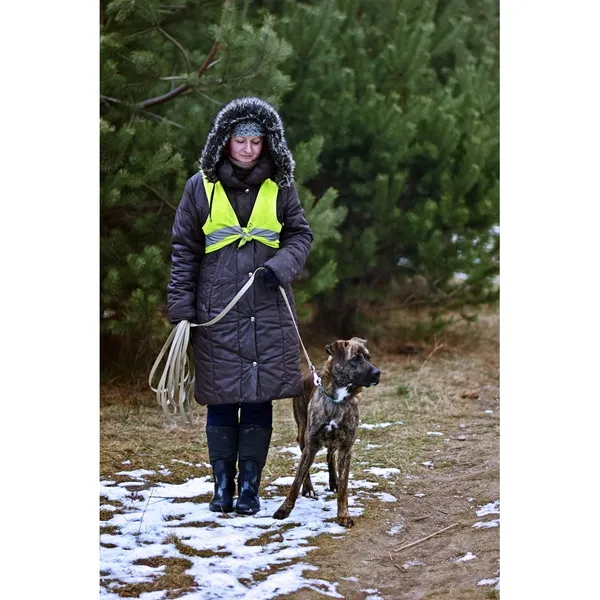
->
[325,337,381,388]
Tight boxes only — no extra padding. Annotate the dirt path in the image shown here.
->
[280,388,500,600]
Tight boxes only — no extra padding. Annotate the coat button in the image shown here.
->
[252,361,257,367]
[248,272,252,277]
[245,188,249,193]
[250,316,255,322]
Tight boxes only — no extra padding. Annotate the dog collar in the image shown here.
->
[319,384,349,404]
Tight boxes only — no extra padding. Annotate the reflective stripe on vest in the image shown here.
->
[201,175,282,254]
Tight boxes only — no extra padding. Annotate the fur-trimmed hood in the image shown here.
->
[199,97,295,187]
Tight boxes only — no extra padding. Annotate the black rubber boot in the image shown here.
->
[206,426,238,513]
[235,424,272,515]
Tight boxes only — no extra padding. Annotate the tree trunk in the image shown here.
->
[315,281,359,339]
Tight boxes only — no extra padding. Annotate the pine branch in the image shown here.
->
[137,40,220,110]
[294,0,334,90]
[144,184,178,211]
[157,25,191,74]
[215,49,272,87]
[136,0,230,110]
[196,89,224,105]
[140,109,184,128]
[101,94,123,105]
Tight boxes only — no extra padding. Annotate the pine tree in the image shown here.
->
[100,0,293,364]
[101,0,500,366]
[265,0,499,334]
[100,0,346,365]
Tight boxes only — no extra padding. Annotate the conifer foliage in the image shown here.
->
[100,0,303,361]
[270,0,499,332]
[100,0,499,361]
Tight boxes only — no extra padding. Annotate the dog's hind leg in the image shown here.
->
[335,448,354,528]
[273,443,320,520]
[299,429,317,498]
[327,447,338,492]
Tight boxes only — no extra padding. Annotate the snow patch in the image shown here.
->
[374,492,397,503]
[115,469,156,479]
[404,559,424,566]
[278,446,302,458]
[363,467,400,478]
[473,519,500,529]
[478,576,500,590]
[101,460,404,598]
[476,500,499,516]
[455,552,477,562]
[170,459,196,466]
[278,446,326,457]
[359,420,403,429]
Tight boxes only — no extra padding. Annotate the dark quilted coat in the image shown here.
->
[167,98,313,405]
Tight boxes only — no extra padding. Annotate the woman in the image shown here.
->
[167,97,313,515]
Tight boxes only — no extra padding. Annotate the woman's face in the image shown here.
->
[229,136,263,163]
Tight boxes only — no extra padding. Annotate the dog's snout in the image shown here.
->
[371,367,381,384]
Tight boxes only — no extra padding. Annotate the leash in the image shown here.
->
[149,267,320,420]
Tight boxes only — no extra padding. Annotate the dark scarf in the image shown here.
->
[217,154,275,190]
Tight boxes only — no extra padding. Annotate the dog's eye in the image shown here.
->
[351,355,362,363]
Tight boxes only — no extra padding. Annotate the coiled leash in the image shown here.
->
[149,267,320,421]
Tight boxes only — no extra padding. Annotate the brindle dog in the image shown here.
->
[273,337,380,527]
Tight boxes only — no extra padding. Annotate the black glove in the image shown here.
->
[262,266,280,289]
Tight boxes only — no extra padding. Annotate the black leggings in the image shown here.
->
[206,401,273,427]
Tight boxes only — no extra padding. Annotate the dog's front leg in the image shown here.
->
[273,443,319,520]
[335,448,354,528]
[327,447,338,492]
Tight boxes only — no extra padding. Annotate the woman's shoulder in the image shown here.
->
[188,170,206,189]
[184,171,209,202]
[277,179,298,201]
[177,172,210,224]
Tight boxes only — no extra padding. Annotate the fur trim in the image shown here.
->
[200,97,295,187]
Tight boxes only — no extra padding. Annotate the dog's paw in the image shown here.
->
[272,507,290,520]
[336,516,355,528]
[302,484,317,499]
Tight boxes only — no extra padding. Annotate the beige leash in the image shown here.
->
[149,267,318,420]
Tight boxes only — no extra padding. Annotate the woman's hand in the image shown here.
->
[262,267,280,289]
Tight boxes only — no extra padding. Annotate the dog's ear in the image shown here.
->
[326,340,347,361]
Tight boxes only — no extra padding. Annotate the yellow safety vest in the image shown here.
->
[201,174,282,254]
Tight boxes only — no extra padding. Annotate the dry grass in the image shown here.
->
[100,306,499,598]
[103,556,196,598]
